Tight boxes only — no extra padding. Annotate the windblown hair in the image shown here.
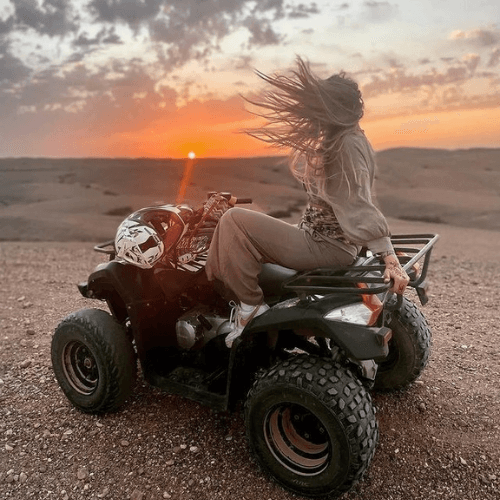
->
[243,56,365,199]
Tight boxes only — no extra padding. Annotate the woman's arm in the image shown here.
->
[322,134,409,294]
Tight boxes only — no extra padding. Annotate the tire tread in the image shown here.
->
[375,297,432,391]
[52,308,136,414]
[245,354,378,497]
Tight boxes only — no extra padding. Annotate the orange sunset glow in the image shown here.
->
[72,104,500,159]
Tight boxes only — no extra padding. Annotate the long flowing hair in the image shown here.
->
[243,56,365,199]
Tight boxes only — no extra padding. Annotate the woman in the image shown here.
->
[205,57,409,347]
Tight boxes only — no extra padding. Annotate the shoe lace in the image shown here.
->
[228,300,239,327]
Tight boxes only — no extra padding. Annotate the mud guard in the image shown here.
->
[243,299,390,361]
[79,261,163,302]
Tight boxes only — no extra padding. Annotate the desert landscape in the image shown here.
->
[0,149,499,500]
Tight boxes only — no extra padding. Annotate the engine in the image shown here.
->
[175,307,232,350]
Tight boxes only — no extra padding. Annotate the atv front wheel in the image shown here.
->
[245,355,378,498]
[51,308,136,413]
[374,297,431,391]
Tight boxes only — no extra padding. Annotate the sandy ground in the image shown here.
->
[0,151,499,499]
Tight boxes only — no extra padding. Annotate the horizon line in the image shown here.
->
[1,145,500,161]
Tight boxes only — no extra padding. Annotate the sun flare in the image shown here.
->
[188,151,196,159]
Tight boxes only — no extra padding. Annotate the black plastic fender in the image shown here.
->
[244,296,390,361]
[80,261,163,303]
[79,261,170,327]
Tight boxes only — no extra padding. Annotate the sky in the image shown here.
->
[0,0,499,158]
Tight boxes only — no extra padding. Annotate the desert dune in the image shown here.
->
[1,149,499,247]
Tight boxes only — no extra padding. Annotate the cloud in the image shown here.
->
[462,53,480,73]
[11,0,78,36]
[73,27,123,47]
[3,0,288,76]
[125,0,285,70]
[2,55,169,120]
[244,18,282,46]
[0,68,251,157]
[233,55,254,71]
[488,48,500,68]
[0,31,255,157]
[359,53,500,119]
[362,1,399,23]
[87,0,163,26]
[0,57,180,155]
[0,13,14,35]
[287,3,320,19]
[0,1,288,140]
[361,46,496,100]
[449,27,500,47]
[0,40,31,85]
[88,0,285,41]
[362,65,470,98]
[1,1,497,156]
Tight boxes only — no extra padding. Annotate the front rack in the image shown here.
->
[283,234,439,296]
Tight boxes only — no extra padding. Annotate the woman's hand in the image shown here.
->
[383,254,410,295]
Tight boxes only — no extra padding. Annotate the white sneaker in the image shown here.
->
[225,301,270,348]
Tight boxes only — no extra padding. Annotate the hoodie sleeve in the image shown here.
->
[321,133,394,255]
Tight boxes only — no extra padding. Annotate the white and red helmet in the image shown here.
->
[115,205,192,269]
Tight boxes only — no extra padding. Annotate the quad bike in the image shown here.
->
[51,192,439,498]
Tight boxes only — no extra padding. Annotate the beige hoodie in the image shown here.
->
[305,129,393,255]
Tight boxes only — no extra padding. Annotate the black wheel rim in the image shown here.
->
[61,341,99,395]
[264,403,331,476]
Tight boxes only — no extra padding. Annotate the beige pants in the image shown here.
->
[205,207,358,305]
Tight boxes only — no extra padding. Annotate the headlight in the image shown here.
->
[324,301,382,326]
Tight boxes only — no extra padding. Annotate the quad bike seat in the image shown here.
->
[258,256,369,299]
[258,263,297,298]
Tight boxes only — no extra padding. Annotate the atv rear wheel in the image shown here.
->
[374,297,431,391]
[51,308,136,413]
[245,355,378,498]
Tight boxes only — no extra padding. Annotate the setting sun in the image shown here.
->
[188,151,196,159]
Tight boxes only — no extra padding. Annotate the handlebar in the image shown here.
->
[235,198,253,204]
[94,193,252,256]
[207,191,252,205]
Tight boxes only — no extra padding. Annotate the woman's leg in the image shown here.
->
[205,207,355,305]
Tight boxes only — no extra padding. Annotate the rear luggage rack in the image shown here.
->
[283,234,439,296]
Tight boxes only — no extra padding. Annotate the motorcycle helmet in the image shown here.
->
[115,205,193,269]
